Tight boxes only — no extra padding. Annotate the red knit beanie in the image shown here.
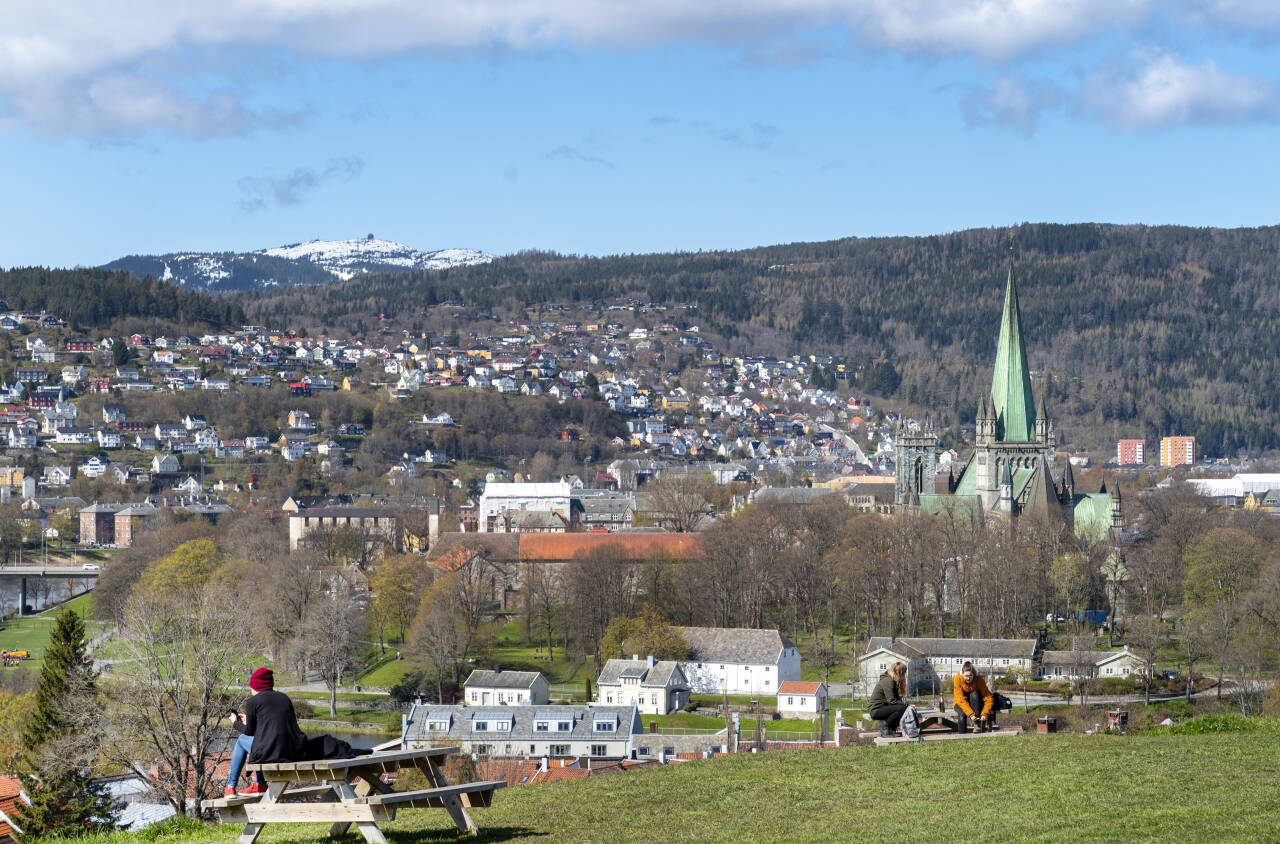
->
[249,667,274,692]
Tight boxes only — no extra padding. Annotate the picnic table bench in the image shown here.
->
[200,747,505,843]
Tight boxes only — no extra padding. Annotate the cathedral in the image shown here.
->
[894,263,1121,541]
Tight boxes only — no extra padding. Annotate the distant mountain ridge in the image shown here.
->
[102,237,493,292]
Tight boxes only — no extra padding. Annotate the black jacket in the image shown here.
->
[867,672,903,713]
[236,689,306,764]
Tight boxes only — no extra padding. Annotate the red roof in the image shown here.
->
[777,681,824,695]
[0,775,26,840]
[517,532,700,561]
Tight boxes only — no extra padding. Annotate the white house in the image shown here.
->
[478,481,574,533]
[403,704,640,760]
[776,681,828,719]
[596,656,691,715]
[462,670,550,706]
[1039,647,1149,682]
[151,454,181,474]
[856,637,1039,697]
[676,627,801,695]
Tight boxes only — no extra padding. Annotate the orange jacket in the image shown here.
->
[953,671,993,718]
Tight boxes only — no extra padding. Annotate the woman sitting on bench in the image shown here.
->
[952,661,996,733]
[868,662,909,737]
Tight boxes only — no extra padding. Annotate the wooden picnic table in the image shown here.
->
[200,746,505,844]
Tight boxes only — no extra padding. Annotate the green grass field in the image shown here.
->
[54,720,1280,843]
[0,591,102,668]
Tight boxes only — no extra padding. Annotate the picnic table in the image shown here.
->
[200,747,505,843]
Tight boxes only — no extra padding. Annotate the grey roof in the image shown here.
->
[1042,649,1143,666]
[677,627,796,665]
[403,703,640,745]
[80,502,125,514]
[597,659,689,689]
[866,637,1038,660]
[750,487,838,505]
[464,670,545,690]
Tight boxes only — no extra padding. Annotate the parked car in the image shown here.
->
[82,563,100,571]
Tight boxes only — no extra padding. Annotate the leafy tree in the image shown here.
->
[598,605,690,662]
[15,609,115,834]
[138,538,223,594]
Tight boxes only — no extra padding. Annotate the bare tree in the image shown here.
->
[300,583,365,717]
[104,586,245,817]
[643,470,714,532]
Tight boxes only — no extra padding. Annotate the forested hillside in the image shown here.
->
[244,222,1280,456]
[1,267,242,329]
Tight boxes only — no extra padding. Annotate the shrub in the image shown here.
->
[292,699,316,718]
[1158,715,1266,735]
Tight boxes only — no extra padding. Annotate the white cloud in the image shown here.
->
[1082,49,1280,130]
[963,75,1062,134]
[0,1,1161,135]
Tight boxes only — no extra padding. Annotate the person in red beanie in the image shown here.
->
[225,667,306,796]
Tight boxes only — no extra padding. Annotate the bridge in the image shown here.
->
[0,567,99,615]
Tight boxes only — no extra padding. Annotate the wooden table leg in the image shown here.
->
[419,757,478,835]
[239,779,289,844]
[330,779,390,844]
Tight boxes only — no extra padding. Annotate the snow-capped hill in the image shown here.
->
[258,238,492,279]
[102,237,494,292]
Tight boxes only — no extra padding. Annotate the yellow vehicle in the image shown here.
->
[1,650,29,660]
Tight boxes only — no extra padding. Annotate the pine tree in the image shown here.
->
[15,608,115,835]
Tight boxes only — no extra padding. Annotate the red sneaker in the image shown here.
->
[240,783,266,796]
[224,786,237,797]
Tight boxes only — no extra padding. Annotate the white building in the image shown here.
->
[856,637,1039,697]
[676,627,801,695]
[596,656,690,715]
[462,670,550,706]
[776,681,828,719]
[403,704,640,760]
[478,481,574,533]
[1039,647,1149,682]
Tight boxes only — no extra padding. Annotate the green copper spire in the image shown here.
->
[990,262,1037,442]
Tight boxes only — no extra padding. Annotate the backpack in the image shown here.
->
[899,705,921,739]
[993,693,1013,713]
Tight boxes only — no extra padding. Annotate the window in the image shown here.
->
[651,694,657,705]
[550,744,569,756]
[637,747,650,756]
[475,745,491,755]
[1106,668,1113,675]
[878,663,886,671]
[497,693,505,703]
[557,721,571,731]
[474,721,488,732]
[594,719,616,732]
[765,667,770,672]
[606,694,613,703]
[764,680,769,687]
[591,744,608,757]
[1002,659,1009,666]
[530,744,536,753]
[1054,667,1062,676]
[535,721,549,732]
[956,658,963,664]
[663,746,675,755]
[427,720,449,732]
[493,720,512,732]
[787,697,794,705]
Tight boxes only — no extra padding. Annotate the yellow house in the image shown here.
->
[0,468,23,488]
[341,376,355,391]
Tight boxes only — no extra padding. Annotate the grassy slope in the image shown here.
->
[64,726,1280,843]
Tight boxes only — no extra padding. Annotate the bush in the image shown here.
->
[1157,715,1265,735]
[292,699,316,718]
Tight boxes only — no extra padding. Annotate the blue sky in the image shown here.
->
[5,2,1280,267]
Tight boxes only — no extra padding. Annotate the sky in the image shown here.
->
[4,1,1280,267]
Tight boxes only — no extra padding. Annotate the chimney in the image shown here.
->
[632,654,639,661]
[646,655,655,669]
[540,755,548,772]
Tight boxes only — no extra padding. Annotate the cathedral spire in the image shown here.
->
[990,245,1037,442]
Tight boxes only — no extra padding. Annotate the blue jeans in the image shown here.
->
[228,733,266,788]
